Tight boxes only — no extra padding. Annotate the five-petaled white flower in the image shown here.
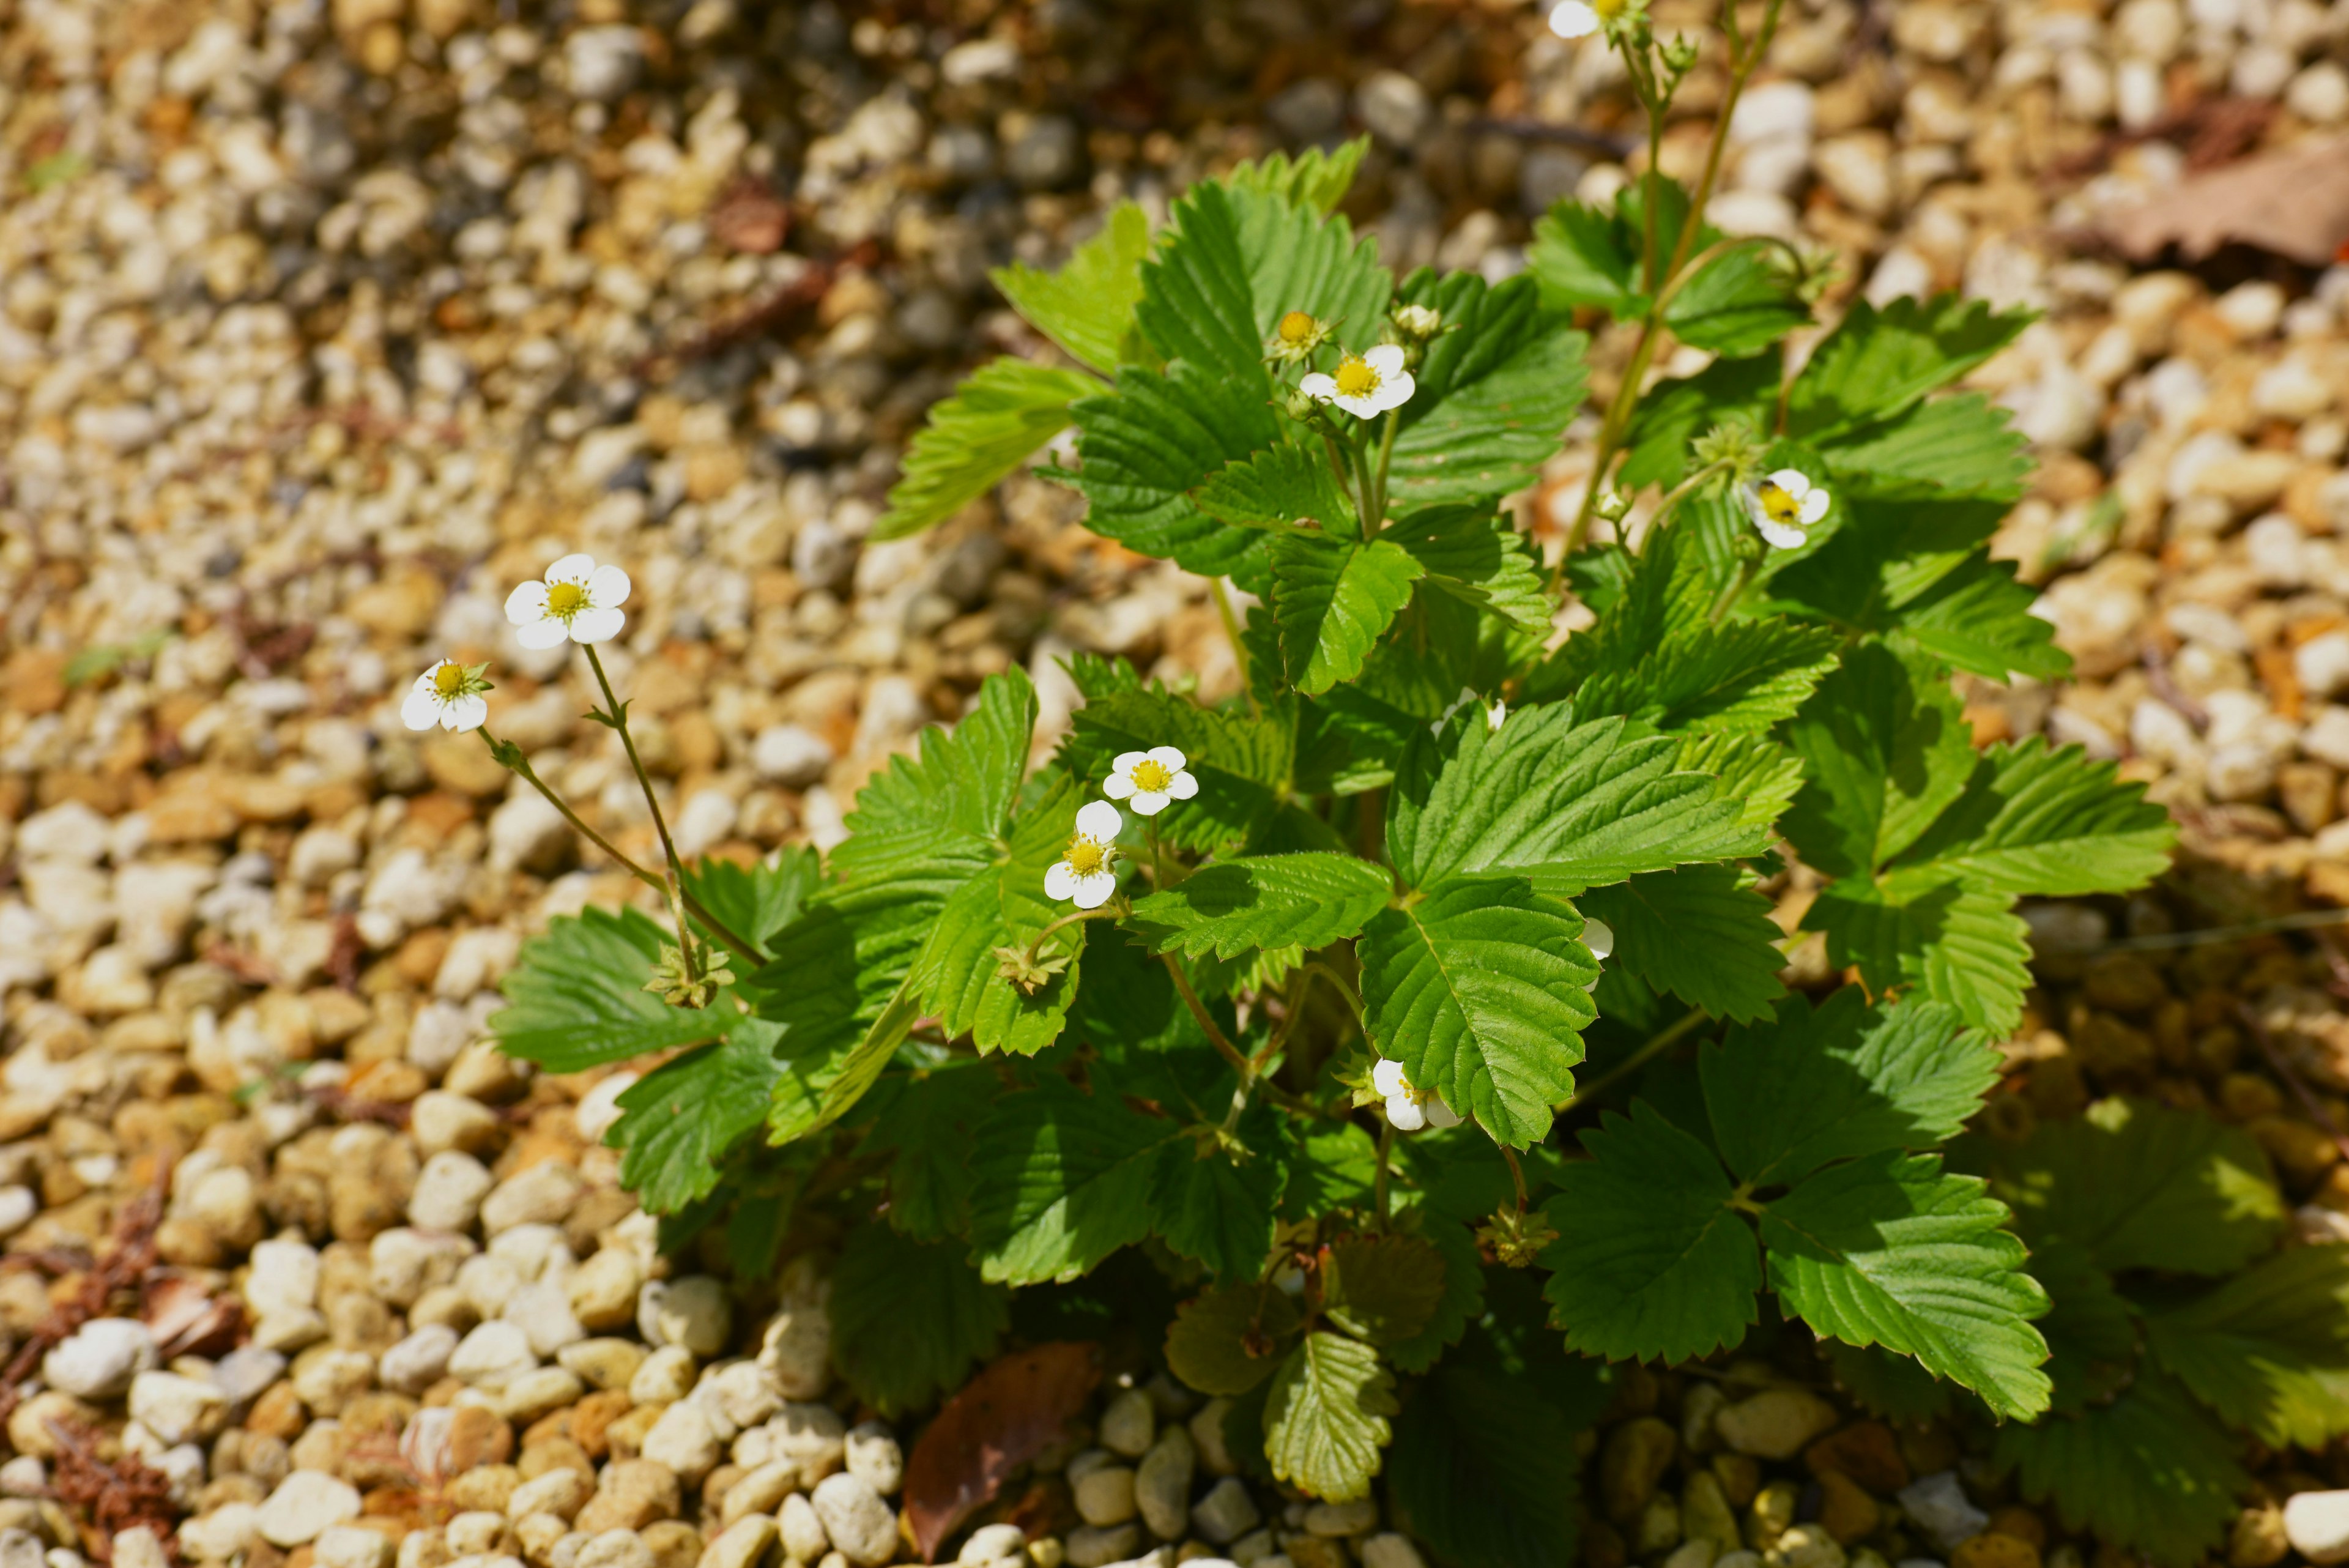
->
[1583,916,1615,993]
[1102,746,1198,816]
[1548,0,1601,37]
[400,659,491,734]
[1373,1058,1460,1132]
[1740,468,1831,551]
[1045,800,1125,909]
[1300,343,1416,420]
[506,552,631,648]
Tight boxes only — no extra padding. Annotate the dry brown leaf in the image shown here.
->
[142,1274,242,1358]
[904,1342,1102,1562]
[2103,134,2349,266]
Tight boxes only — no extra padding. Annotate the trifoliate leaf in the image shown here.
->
[1891,738,2176,898]
[683,847,822,953]
[1579,865,1787,1025]
[911,774,1087,1056]
[830,1223,1010,1416]
[1761,1152,2052,1421]
[1386,506,1552,633]
[1805,874,2035,1033]
[1975,1097,2288,1277]
[1263,1331,1398,1502]
[833,667,1037,890]
[1787,294,2033,440]
[1065,362,1282,587]
[1995,1367,2247,1568]
[875,360,1100,541]
[1194,444,1358,533]
[2144,1243,2349,1449]
[1061,686,1312,855]
[1152,1110,1288,1280]
[969,1076,1182,1284]
[1386,1209,1485,1375]
[1888,553,2068,684]
[1132,852,1394,960]
[856,1063,999,1242]
[1224,136,1370,214]
[610,1016,784,1213]
[1539,1102,1762,1362]
[1387,270,1589,512]
[1702,990,1997,1186]
[990,201,1152,374]
[494,904,729,1071]
[1271,533,1426,696]
[1387,1358,1583,1568]
[1359,874,1597,1149]
[1167,1281,1306,1395]
[1781,640,1976,880]
[1325,1235,1449,1348]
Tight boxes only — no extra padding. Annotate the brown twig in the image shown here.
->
[0,1172,170,1427]
[2236,1001,2349,1167]
[45,1420,185,1564]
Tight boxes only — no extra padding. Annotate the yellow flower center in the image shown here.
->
[1278,311,1318,344]
[1129,759,1174,793]
[1333,357,1381,398]
[432,663,467,699]
[1063,836,1110,877]
[1594,0,1627,15]
[1757,482,1805,526]
[546,581,591,619]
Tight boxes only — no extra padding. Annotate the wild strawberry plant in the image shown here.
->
[439,0,2327,1555]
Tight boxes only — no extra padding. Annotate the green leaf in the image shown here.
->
[1823,392,2032,500]
[911,775,1087,1055]
[1387,1359,1582,1568]
[1263,1331,1398,1503]
[1805,874,2035,1035]
[1195,444,1358,532]
[1527,184,1801,353]
[1666,243,1810,355]
[1761,1152,2052,1421]
[1579,866,1786,1024]
[1617,353,1778,492]
[991,202,1152,374]
[1285,1121,1381,1217]
[1387,507,1551,633]
[1789,294,2033,439]
[832,668,1036,890]
[1325,1236,1449,1348]
[2027,1239,2139,1414]
[1167,1281,1305,1396]
[1704,990,1998,1186]
[1061,686,1305,855]
[1538,1103,1761,1362]
[1386,1212,1485,1375]
[1132,852,1393,960]
[683,848,822,952]
[1225,137,1370,214]
[494,905,727,1071]
[1388,271,1589,512]
[1781,641,1977,881]
[1064,362,1283,586]
[1153,1112,1287,1280]
[1272,533,1426,695]
[874,360,1099,542]
[970,1076,1181,1284]
[1359,874,1597,1149]
[855,1063,998,1242]
[609,1018,784,1213]
[2145,1243,2349,1449]
[1891,739,2176,898]
[1765,492,2011,638]
[829,1223,1009,1416]
[1980,1098,2287,1277]
[1891,554,2069,683]
[1995,1368,2247,1568]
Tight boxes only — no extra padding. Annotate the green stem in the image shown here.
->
[1209,578,1260,719]
[585,645,686,882]
[1501,1145,1529,1213]
[1350,436,1381,540]
[1023,902,1125,967]
[1299,960,1364,1026]
[1372,1119,1396,1231]
[1369,406,1401,531]
[1709,558,1760,624]
[1636,460,1730,555]
[1164,952,1253,1083]
[1558,1008,1708,1112]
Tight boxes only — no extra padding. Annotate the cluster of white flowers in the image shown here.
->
[399,552,629,735]
[1044,748,1200,909]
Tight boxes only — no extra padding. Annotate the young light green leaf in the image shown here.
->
[969,1076,1181,1284]
[1387,270,1589,512]
[1789,293,2034,439]
[610,1017,784,1213]
[2143,1243,2349,1449]
[494,905,728,1071]
[683,847,822,953]
[1263,1331,1399,1503]
[855,1063,998,1242]
[990,202,1152,374]
[1387,1358,1583,1568]
[1224,137,1371,214]
[1527,182,1802,353]
[1271,533,1426,695]
[1359,874,1597,1149]
[1132,852,1394,960]
[1579,865,1786,1024]
[1761,1152,2052,1421]
[1324,1235,1449,1348]
[832,667,1037,889]
[1780,641,1977,881]
[1994,1369,2246,1568]
[1617,354,1778,492]
[911,775,1088,1056]
[1538,1102,1761,1364]
[1167,1282,1305,1396]
[1386,507,1552,633]
[875,360,1100,542]
[1703,990,1998,1186]
[1193,444,1358,532]
[1065,363,1283,587]
[1664,242,1810,355]
[829,1224,1010,1416]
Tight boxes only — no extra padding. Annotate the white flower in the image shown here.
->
[1299,343,1416,420]
[1740,468,1832,551]
[399,660,491,734]
[1548,0,1601,37]
[505,552,631,648]
[1045,800,1124,909]
[1486,698,1507,733]
[1583,916,1614,994]
[1102,746,1198,817]
[1373,1057,1461,1132]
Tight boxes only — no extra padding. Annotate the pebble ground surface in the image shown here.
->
[9,0,2349,1565]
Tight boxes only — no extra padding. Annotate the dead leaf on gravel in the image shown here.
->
[708,177,792,255]
[904,1342,1102,1562]
[143,1274,241,1358]
[2103,134,2349,265]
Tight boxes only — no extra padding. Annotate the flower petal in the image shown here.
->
[1102,773,1137,800]
[1364,343,1406,377]
[1072,871,1118,910]
[1044,862,1078,901]
[546,552,598,584]
[1378,371,1416,411]
[516,619,571,650]
[1423,1098,1461,1130]
[1075,799,1124,840]
[1373,1059,1408,1098]
[1112,751,1148,773]
[1767,468,1810,498]
[1548,0,1598,37]
[1299,373,1338,401]
[1334,394,1377,420]
[399,686,442,731]
[1146,746,1188,772]
[446,693,489,732]
[570,606,626,644]
[1384,1095,1427,1132]
[505,581,550,625]
[1166,771,1199,800]
[1130,791,1169,816]
[1800,487,1831,525]
[1583,917,1615,962]
[587,562,632,608]
[1757,517,1809,551]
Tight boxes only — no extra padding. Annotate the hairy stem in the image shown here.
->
[1558,1008,1709,1112]
[1023,902,1125,967]
[1635,459,1731,555]
[1163,952,1253,1083]
[1372,1118,1396,1230]
[1501,1145,1529,1213]
[1370,405,1401,530]
[1209,578,1260,718]
[1709,557,1760,623]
